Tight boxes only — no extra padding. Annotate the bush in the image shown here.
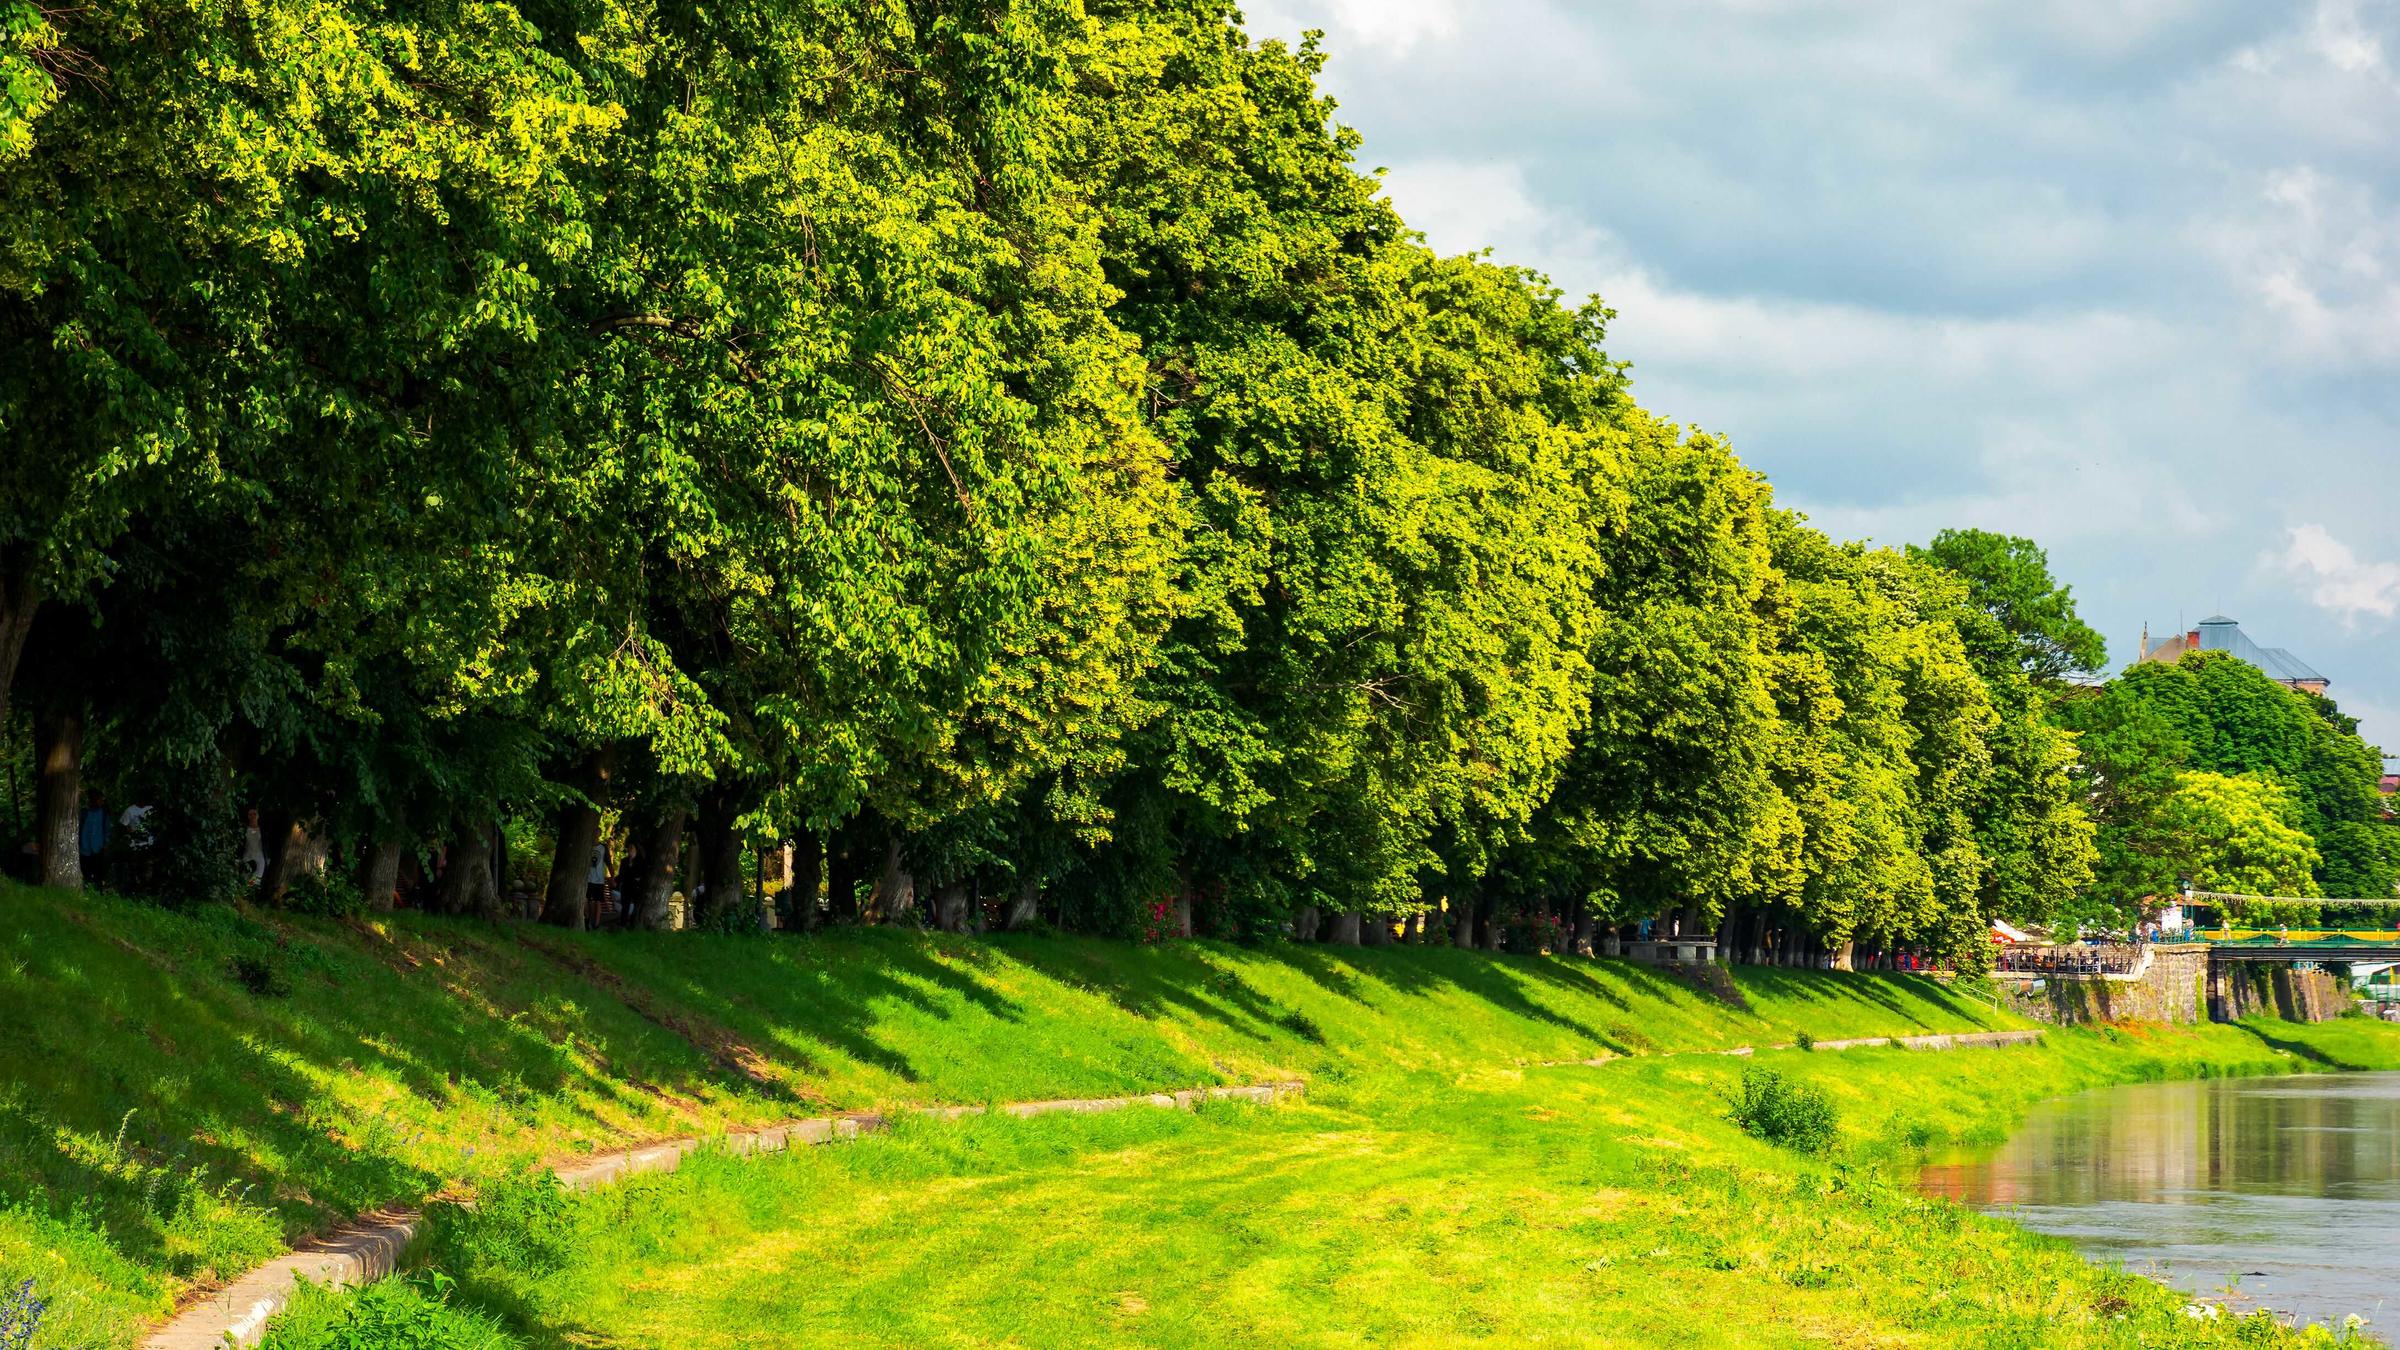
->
[283,870,368,918]
[430,1171,577,1279]
[256,1274,518,1350]
[1792,1029,1815,1052]
[1723,1066,1840,1154]
[228,950,290,998]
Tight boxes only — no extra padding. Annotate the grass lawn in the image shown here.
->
[0,884,2020,1348]
[269,1017,2400,1349]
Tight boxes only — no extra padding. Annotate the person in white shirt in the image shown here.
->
[240,807,268,882]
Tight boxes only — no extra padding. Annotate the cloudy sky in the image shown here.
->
[1246,0,2400,757]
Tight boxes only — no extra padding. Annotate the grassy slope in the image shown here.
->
[0,884,2019,1348]
[276,1019,2400,1350]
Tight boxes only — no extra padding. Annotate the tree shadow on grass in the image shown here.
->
[2228,1019,2353,1068]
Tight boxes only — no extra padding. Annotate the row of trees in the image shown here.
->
[1,0,2385,963]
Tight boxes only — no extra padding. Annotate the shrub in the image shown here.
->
[283,870,368,918]
[1723,1066,1840,1154]
[1276,1009,1325,1044]
[431,1171,577,1279]
[1792,1030,1815,1051]
[228,951,291,998]
[257,1274,516,1350]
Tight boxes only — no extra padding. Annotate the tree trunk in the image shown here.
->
[0,555,41,742]
[1360,913,1389,947]
[1572,911,1595,957]
[34,704,81,890]
[781,834,822,933]
[1293,904,1321,942]
[1004,874,1040,930]
[873,837,915,924]
[933,880,970,933]
[632,808,685,930]
[437,822,502,918]
[258,814,309,906]
[542,750,613,930]
[1327,910,1361,946]
[1452,896,1476,950]
[359,840,403,912]
[827,833,866,924]
[695,794,747,929]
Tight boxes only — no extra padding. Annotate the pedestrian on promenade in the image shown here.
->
[77,790,111,886]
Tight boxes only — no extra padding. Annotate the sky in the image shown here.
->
[1245,0,2400,758]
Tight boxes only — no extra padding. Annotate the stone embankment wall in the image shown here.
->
[2219,963,2349,1023]
[1997,944,2206,1026]
[1996,945,2352,1026]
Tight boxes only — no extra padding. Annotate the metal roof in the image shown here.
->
[2192,617,2326,685]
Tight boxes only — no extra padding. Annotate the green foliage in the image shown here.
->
[1723,1066,1841,1152]
[2058,651,2389,911]
[2153,771,2322,909]
[281,871,366,919]
[1907,529,2108,682]
[257,1274,516,1350]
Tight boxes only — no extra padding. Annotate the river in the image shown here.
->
[1919,1071,2400,1335]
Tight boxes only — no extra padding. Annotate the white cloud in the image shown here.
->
[1248,0,1461,55]
[2273,524,2400,623]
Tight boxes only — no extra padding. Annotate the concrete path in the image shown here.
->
[143,1081,1304,1350]
[1545,1026,2045,1069]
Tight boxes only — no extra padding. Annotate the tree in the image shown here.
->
[2151,771,2322,912]
[2066,652,2385,897]
[1908,530,2107,683]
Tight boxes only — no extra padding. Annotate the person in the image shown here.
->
[78,790,111,886]
[615,843,645,929]
[585,837,610,926]
[239,807,268,882]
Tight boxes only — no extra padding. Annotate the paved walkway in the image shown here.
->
[1544,1026,2045,1069]
[143,1081,1305,1350]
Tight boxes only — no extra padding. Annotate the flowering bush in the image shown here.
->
[0,1279,46,1350]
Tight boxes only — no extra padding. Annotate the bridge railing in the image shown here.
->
[1994,943,2145,977]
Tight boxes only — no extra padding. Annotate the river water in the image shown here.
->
[1919,1072,2400,1334]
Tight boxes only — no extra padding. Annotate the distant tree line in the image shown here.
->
[1,0,2386,962]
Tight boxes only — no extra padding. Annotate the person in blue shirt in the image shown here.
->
[77,789,110,887]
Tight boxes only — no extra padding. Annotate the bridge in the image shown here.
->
[2181,892,2400,1020]
[2197,930,2400,962]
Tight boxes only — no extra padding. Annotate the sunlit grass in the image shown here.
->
[338,1017,2400,1348]
[1,881,2030,1346]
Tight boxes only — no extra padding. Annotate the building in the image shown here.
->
[2137,615,2330,695]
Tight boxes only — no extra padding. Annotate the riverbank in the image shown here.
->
[261,1017,2400,1348]
[0,885,2021,1349]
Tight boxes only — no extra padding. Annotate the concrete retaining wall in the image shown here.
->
[1997,945,2353,1027]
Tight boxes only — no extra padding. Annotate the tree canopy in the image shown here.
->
[29,0,2385,970]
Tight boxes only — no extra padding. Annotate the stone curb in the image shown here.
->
[142,1080,1305,1349]
[1547,1026,2045,1068]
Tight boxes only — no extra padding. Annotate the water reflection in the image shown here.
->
[1921,1073,2400,1332]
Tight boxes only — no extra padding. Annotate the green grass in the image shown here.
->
[0,881,2181,1347]
[295,1018,2400,1349]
